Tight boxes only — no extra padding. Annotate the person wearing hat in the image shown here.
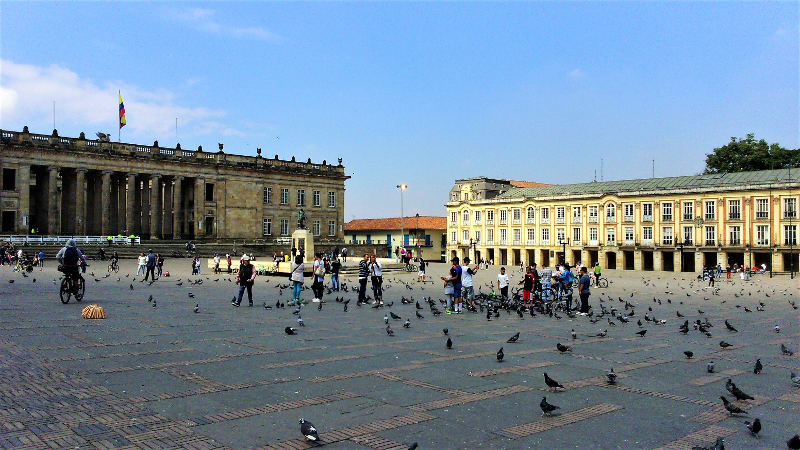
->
[461,257,479,311]
[441,256,463,313]
[233,254,257,307]
[144,249,157,281]
[213,253,221,274]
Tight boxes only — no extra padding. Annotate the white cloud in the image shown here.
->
[0,59,240,140]
[568,68,585,79]
[168,7,282,42]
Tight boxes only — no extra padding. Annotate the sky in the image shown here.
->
[1,1,798,221]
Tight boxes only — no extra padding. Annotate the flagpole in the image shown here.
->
[118,90,121,143]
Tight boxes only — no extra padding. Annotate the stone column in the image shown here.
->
[47,166,60,235]
[195,178,205,237]
[140,175,150,237]
[173,176,183,239]
[150,174,162,240]
[17,165,30,234]
[75,168,87,235]
[215,178,226,239]
[163,179,173,238]
[126,173,137,235]
[117,177,126,235]
[101,170,112,236]
[674,251,682,272]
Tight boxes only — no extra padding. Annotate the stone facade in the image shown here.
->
[0,128,349,241]
[446,171,800,273]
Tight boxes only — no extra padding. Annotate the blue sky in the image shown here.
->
[2,2,797,220]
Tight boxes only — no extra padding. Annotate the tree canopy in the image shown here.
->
[704,134,800,174]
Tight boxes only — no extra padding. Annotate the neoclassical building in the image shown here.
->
[446,171,799,273]
[0,128,349,241]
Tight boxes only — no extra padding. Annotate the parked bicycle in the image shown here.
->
[60,271,85,304]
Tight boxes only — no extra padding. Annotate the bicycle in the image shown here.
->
[403,263,418,272]
[13,259,33,273]
[108,260,120,273]
[60,271,85,304]
[593,275,609,288]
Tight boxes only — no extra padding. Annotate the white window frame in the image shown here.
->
[474,230,481,244]
[540,207,550,224]
[556,228,565,243]
[624,227,634,245]
[784,198,798,219]
[683,201,693,221]
[623,204,634,222]
[704,200,716,220]
[500,228,507,245]
[280,219,289,236]
[704,225,716,246]
[683,226,693,245]
[262,218,272,236]
[541,228,550,245]
[572,227,581,244]
[606,227,616,245]
[755,198,769,219]
[642,203,653,222]
[450,231,457,244]
[526,228,535,245]
[661,202,673,222]
[297,189,305,206]
[487,229,494,244]
[756,225,769,246]
[328,220,336,236]
[462,210,470,225]
[328,191,336,207]
[451,211,458,225]
[589,227,598,245]
[526,207,535,224]
[784,225,797,246]
[572,206,582,223]
[605,203,616,222]
[312,190,320,207]
[728,199,741,220]
[728,225,741,245]
[556,207,565,224]
[512,208,521,225]
[588,205,598,223]
[263,187,272,204]
[474,210,481,224]
[661,226,673,245]
[312,220,320,236]
[499,209,507,225]
[280,188,289,205]
[486,209,495,225]
[512,228,521,245]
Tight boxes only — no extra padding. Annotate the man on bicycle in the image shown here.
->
[559,264,574,312]
[56,239,84,291]
[593,262,602,286]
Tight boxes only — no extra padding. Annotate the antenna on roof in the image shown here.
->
[652,159,655,179]
[601,159,604,182]
[594,170,597,182]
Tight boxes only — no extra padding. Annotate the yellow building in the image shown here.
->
[345,216,447,260]
[446,171,799,273]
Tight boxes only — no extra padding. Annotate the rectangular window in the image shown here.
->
[500,228,507,244]
[462,230,470,242]
[662,226,673,245]
[205,183,214,202]
[683,226,694,245]
[784,225,797,246]
[451,211,457,225]
[262,219,272,236]
[642,226,653,241]
[463,192,468,201]
[589,227,598,243]
[541,228,550,244]
[474,210,481,223]
[662,202,673,222]
[474,230,481,244]
[526,207,535,224]
[572,206,581,223]
[705,226,716,246]
[623,204,634,222]
[728,199,741,220]
[704,200,716,220]
[556,228,565,243]
[328,191,336,207]
[263,187,272,204]
[642,203,653,222]
[487,229,494,243]
[606,228,616,245]
[540,207,549,224]
[280,219,289,235]
[312,190,320,207]
[512,208,521,224]
[683,201,694,221]
[462,210,470,225]
[297,189,305,206]
[572,227,581,243]
[486,209,495,224]
[605,203,616,222]
[512,228,521,244]
[526,228,535,244]
[756,225,769,246]
[281,188,289,205]
[556,207,565,224]
[328,221,335,236]
[588,206,598,223]
[756,198,769,219]
[451,231,457,244]
[2,168,16,190]
[624,227,634,245]
[499,209,507,225]
[728,225,741,245]
[784,198,798,219]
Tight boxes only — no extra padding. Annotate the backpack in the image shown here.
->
[64,247,79,266]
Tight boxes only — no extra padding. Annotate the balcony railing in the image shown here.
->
[642,215,653,222]
[556,217,565,224]
[474,219,481,225]
[499,219,507,225]
[728,213,741,220]
[571,216,582,224]
[588,216,598,223]
[642,239,654,247]
[526,218,535,224]
[755,239,769,246]
[486,219,494,225]
[450,221,457,226]
[683,214,693,221]
[499,239,507,245]
[662,215,673,222]
[728,239,741,245]
[705,239,716,246]
[512,240,520,245]
[526,239,535,245]
[784,212,798,219]
[450,239,457,245]
[541,218,550,224]
[607,240,616,246]
[462,220,469,226]
[486,239,494,245]
[662,239,673,246]
[623,239,635,246]
[755,212,769,219]
[605,217,616,223]
[571,240,582,246]
[541,239,550,246]
[623,215,634,223]
[588,240,599,246]
[704,215,715,221]
[683,239,693,246]
[512,219,520,225]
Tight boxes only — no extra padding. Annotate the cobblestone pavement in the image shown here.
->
[1,260,798,449]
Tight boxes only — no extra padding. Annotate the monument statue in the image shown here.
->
[298,208,307,229]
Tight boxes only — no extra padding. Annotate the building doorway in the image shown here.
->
[681,252,695,272]
[512,249,521,266]
[605,252,617,270]
[642,251,654,271]
[526,250,536,266]
[623,251,635,270]
[555,252,565,266]
[783,253,798,274]
[703,252,717,269]
[753,253,770,271]
[499,249,508,266]
[588,250,599,267]
[662,251,674,272]
[540,250,550,268]
[726,252,744,268]
[204,217,214,236]
[487,248,495,264]
[1,211,15,233]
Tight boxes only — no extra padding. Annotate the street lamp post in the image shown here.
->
[559,238,570,266]
[397,184,407,253]
[677,239,684,272]
[415,213,420,258]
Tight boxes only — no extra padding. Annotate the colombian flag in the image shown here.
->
[118,91,126,129]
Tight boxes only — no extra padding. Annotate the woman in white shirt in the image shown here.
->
[368,254,383,305]
[137,253,146,275]
[290,255,305,305]
[311,253,326,302]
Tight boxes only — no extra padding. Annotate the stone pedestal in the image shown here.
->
[292,229,315,264]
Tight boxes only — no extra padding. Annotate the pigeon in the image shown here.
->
[728,380,754,401]
[299,418,320,443]
[707,361,714,373]
[188,293,195,298]
[775,325,780,333]
[791,371,800,388]
[744,418,761,437]
[129,284,134,290]
[8,280,13,284]
[719,341,732,349]
[725,320,738,332]
[318,302,323,311]
[403,319,410,328]
[635,330,647,337]
[596,330,607,338]
[607,367,617,384]
[570,329,577,340]
[416,311,424,319]
[507,332,520,343]
[691,437,725,450]
[285,327,297,335]
[677,311,684,318]
[753,359,762,375]
[297,316,305,327]
[443,328,449,335]
[416,301,423,309]
[556,343,572,353]
[720,396,747,415]
[386,325,394,337]
[343,304,348,312]
[789,435,800,450]
[684,351,694,359]
[390,311,401,320]
[152,299,156,308]
[148,295,153,303]
[543,372,564,391]
[408,443,418,450]
[446,337,452,349]
[540,396,560,416]
[193,304,199,313]
[384,314,389,324]
[781,343,794,356]
[496,347,504,362]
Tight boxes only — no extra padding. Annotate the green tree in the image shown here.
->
[704,134,800,174]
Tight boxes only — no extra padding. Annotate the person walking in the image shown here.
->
[708,269,715,287]
[290,255,305,305]
[136,252,146,276]
[330,257,341,291]
[443,265,455,313]
[226,254,232,273]
[144,249,157,281]
[369,254,383,305]
[37,250,44,270]
[417,257,426,282]
[156,253,164,277]
[578,266,592,315]
[446,257,463,313]
[195,255,202,275]
[311,253,326,302]
[358,253,369,305]
[213,253,221,274]
[341,247,347,262]
[519,266,534,311]
[497,267,509,299]
[559,264,574,312]
[232,255,257,307]
[461,257,478,310]
[531,262,541,299]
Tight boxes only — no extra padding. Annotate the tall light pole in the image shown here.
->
[397,184,407,251]
[415,213,420,258]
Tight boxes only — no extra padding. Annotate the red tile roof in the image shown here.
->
[345,216,446,231]
[509,180,550,188]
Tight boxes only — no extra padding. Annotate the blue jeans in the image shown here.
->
[136,264,144,275]
[292,280,303,301]
[331,273,340,290]
[237,283,253,305]
[542,281,551,301]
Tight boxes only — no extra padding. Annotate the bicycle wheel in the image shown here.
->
[539,287,552,301]
[113,264,119,273]
[75,278,85,301]
[60,280,71,304]
[598,278,608,288]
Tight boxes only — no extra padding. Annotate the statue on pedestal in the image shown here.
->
[298,208,307,230]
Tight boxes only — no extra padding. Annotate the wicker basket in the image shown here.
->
[81,305,105,319]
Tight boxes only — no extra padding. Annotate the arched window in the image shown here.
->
[462,210,470,225]
[526,207,535,223]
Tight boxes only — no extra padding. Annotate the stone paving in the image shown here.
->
[0,259,798,449]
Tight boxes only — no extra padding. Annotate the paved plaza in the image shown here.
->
[1,258,798,449]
